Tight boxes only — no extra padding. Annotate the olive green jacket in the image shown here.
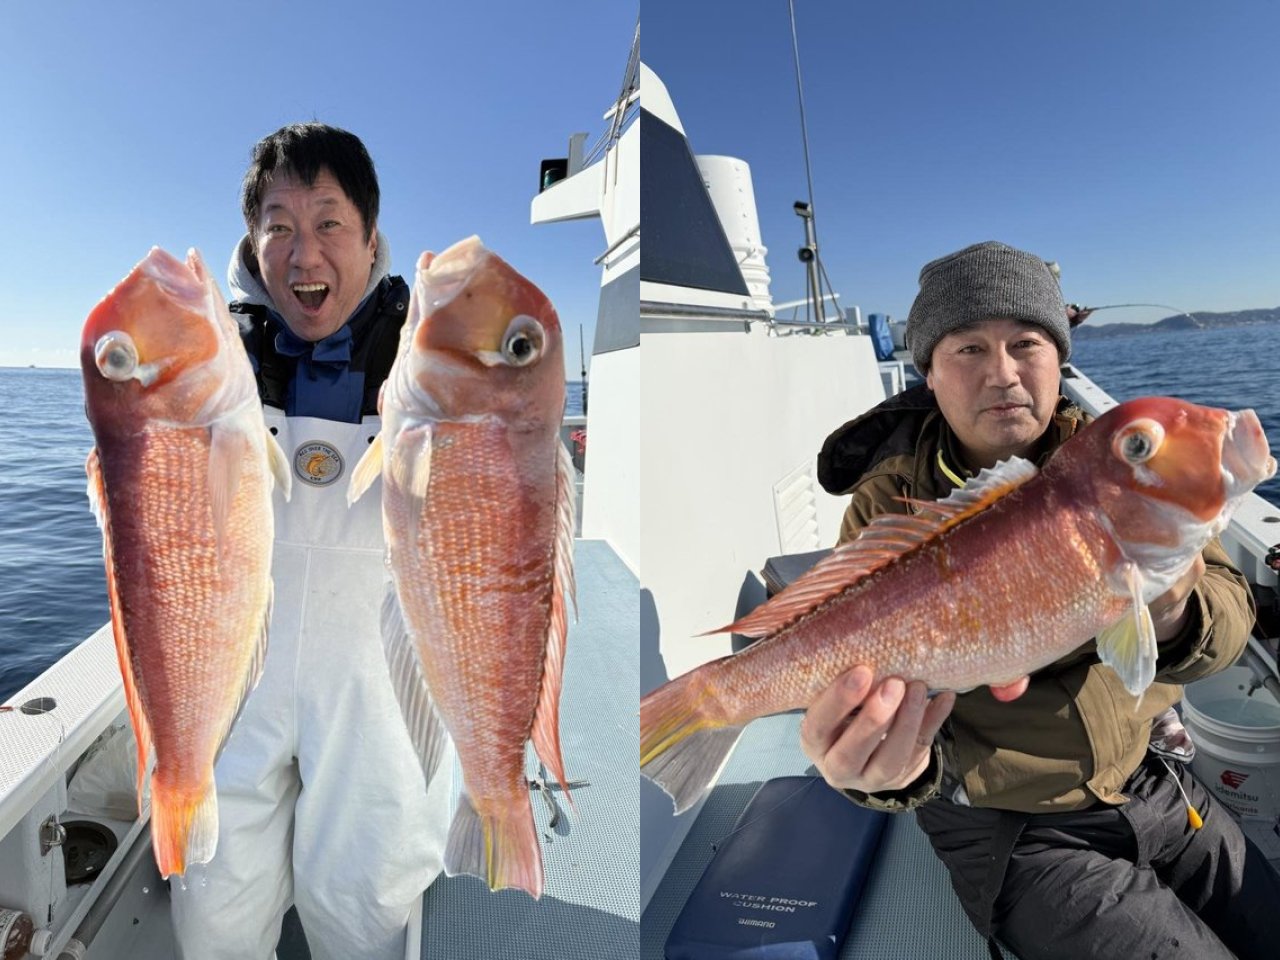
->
[816,384,1255,813]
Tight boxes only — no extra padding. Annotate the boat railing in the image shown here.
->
[0,624,123,844]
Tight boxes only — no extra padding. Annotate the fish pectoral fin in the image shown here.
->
[266,428,292,502]
[380,584,450,783]
[208,421,251,549]
[347,432,384,505]
[1097,563,1158,699]
[86,448,106,529]
[387,424,433,501]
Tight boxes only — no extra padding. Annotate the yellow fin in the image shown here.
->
[266,428,292,502]
[1097,562,1158,700]
[347,432,384,505]
[443,793,543,898]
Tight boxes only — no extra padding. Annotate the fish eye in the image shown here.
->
[502,315,544,367]
[94,332,138,382]
[1113,418,1164,465]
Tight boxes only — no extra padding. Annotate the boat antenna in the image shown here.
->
[788,0,841,326]
[579,324,589,416]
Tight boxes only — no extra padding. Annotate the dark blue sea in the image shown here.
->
[0,368,585,702]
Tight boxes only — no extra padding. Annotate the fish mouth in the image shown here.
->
[291,282,329,313]
[1221,409,1276,496]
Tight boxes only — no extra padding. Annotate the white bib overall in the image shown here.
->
[171,411,452,960]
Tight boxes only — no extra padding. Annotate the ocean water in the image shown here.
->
[0,368,585,702]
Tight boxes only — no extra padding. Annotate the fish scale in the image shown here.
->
[403,421,553,795]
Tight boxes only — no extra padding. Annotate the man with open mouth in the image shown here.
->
[169,122,452,960]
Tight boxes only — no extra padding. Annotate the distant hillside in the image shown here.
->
[1073,306,1280,339]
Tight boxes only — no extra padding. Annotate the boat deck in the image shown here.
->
[1,538,637,960]
[642,713,1002,960]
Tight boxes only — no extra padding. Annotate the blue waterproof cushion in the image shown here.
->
[665,776,888,960]
[868,314,896,361]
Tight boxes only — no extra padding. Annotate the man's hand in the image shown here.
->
[1149,554,1206,643]
[800,666,952,793]
[800,667,1028,794]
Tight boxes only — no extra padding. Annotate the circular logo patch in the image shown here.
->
[293,440,345,486]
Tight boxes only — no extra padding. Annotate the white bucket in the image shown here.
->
[1182,666,1280,820]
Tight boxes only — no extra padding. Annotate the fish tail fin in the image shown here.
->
[444,792,543,899]
[640,672,744,815]
[150,774,218,880]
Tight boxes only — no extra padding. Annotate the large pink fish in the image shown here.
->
[81,248,290,876]
[641,397,1275,813]
[349,236,576,898]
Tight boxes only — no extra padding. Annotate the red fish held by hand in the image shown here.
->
[641,397,1275,813]
[349,236,576,898]
[82,247,291,877]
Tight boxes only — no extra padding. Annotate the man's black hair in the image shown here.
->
[241,123,379,247]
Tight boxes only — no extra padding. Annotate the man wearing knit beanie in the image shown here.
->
[809,241,1271,958]
[906,240,1071,375]
[903,240,1073,472]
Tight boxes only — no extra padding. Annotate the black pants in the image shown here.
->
[917,757,1280,960]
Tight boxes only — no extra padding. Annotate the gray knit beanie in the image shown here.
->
[905,241,1071,373]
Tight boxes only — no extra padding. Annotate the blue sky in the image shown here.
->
[644,1,1280,328]
[0,1,635,375]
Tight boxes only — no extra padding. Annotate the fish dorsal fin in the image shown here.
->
[903,456,1039,524]
[530,442,579,800]
[87,448,153,812]
[712,456,1039,639]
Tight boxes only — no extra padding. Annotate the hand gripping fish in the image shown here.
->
[81,247,291,876]
[641,397,1275,814]
[348,236,576,898]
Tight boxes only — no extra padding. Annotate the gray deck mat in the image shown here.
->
[641,713,989,960]
[420,538,640,959]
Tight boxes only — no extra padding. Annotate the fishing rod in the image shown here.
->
[1068,302,1200,328]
